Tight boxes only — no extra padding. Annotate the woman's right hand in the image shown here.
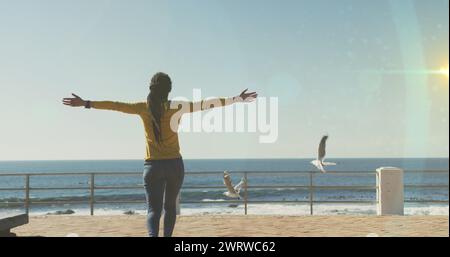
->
[237,89,258,102]
[63,93,86,107]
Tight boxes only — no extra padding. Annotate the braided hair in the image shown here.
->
[147,72,172,144]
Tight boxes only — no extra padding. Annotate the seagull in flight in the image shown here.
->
[311,135,336,173]
[223,171,246,199]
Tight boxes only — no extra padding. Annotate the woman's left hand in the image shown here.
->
[62,93,86,107]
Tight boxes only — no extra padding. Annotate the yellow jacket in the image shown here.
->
[91,98,232,161]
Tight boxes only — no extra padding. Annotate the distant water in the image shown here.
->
[0,158,448,216]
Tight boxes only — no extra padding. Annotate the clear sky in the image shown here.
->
[0,0,448,160]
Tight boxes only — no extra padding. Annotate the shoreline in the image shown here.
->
[2,202,449,217]
[3,202,449,216]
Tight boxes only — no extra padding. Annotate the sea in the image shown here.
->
[0,158,448,216]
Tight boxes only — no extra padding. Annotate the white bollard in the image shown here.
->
[376,167,404,215]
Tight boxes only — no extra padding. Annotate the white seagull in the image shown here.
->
[311,135,336,173]
[223,171,246,199]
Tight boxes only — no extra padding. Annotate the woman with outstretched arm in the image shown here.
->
[62,72,257,237]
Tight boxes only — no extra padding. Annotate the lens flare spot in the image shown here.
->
[439,67,449,78]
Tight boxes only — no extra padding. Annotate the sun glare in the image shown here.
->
[439,66,449,78]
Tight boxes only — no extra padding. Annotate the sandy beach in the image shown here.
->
[12,215,449,237]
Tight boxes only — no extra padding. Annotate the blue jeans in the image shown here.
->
[143,158,184,237]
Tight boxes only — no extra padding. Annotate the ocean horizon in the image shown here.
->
[0,158,448,216]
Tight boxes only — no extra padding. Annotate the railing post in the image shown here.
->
[244,172,248,215]
[309,172,314,215]
[376,172,380,207]
[25,175,30,215]
[90,173,95,216]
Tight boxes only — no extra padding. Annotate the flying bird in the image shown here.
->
[223,171,246,199]
[311,135,336,173]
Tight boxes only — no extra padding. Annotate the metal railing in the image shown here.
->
[0,170,448,215]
